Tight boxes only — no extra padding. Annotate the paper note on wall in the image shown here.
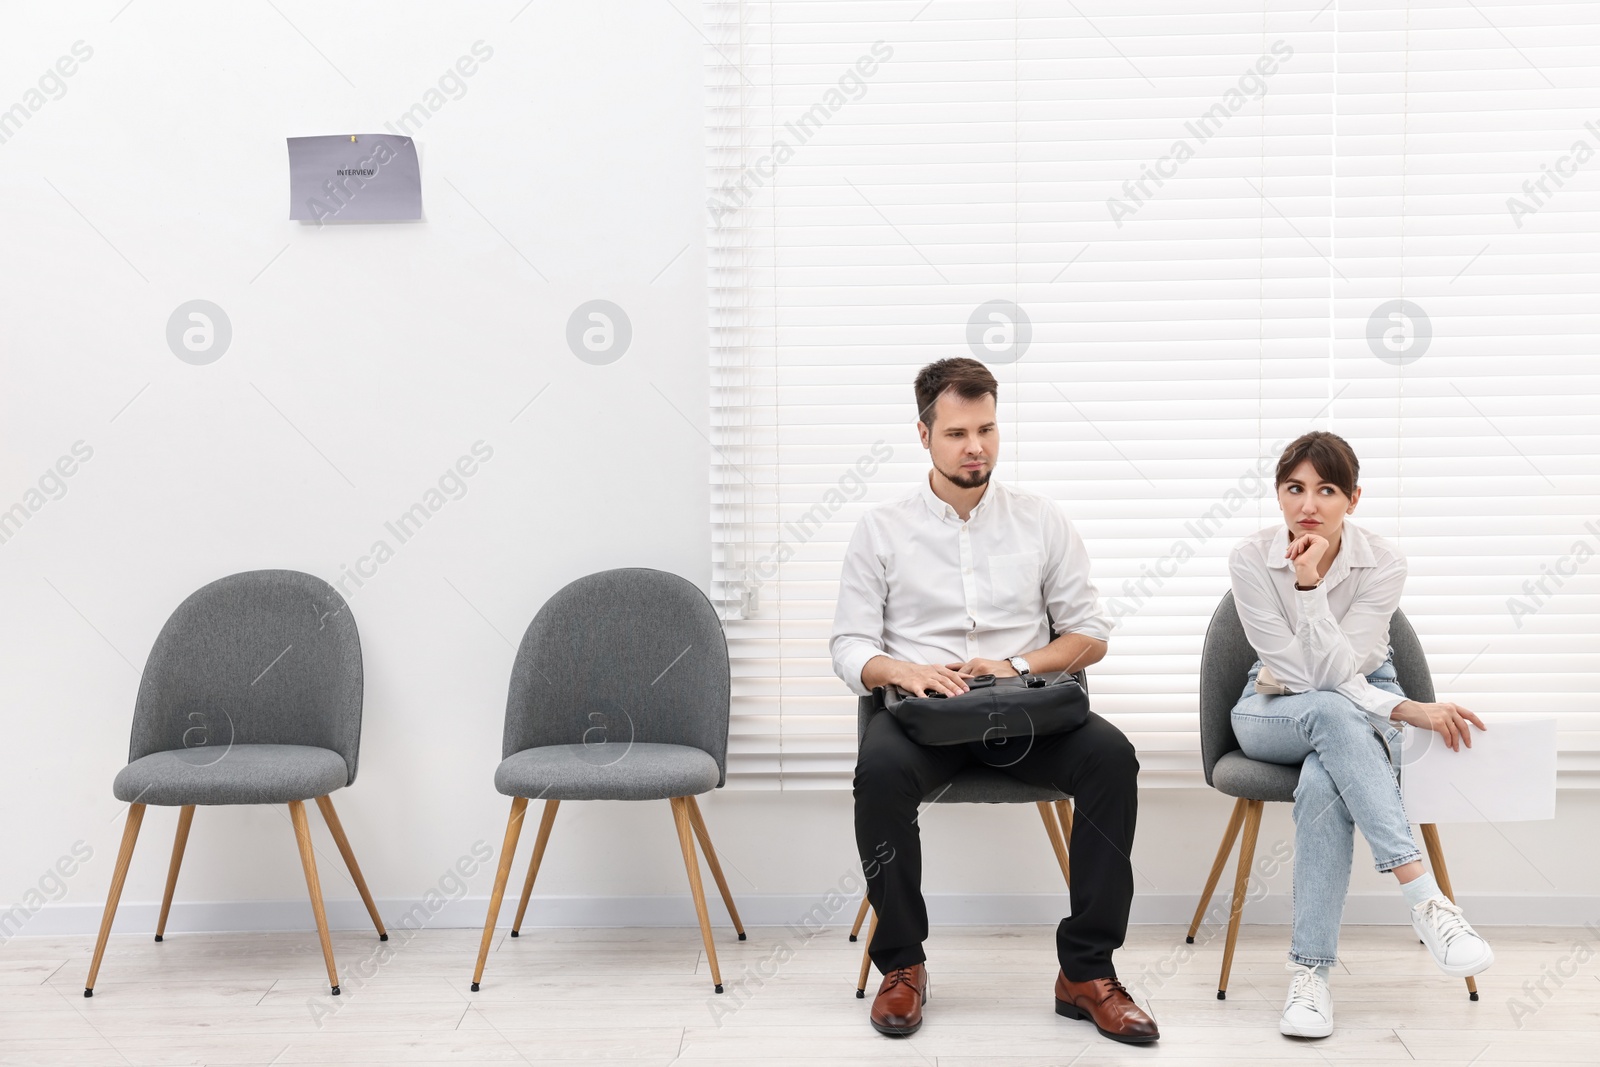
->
[287,135,421,222]
[1400,717,1556,823]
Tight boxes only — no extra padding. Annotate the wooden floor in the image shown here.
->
[1,923,1595,1066]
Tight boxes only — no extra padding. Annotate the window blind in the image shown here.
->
[1330,1,1600,789]
[705,0,1600,789]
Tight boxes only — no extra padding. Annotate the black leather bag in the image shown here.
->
[875,673,1090,747]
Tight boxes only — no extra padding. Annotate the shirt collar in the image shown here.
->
[1266,521,1377,577]
[919,470,998,522]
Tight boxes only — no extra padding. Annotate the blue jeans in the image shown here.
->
[1230,658,1420,968]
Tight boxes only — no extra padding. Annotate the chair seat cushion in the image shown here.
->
[113,744,348,806]
[1211,750,1300,803]
[925,766,1069,805]
[495,743,720,802]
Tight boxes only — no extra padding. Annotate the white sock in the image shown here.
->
[1400,871,1442,910]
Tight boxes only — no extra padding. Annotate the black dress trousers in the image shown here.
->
[853,708,1140,981]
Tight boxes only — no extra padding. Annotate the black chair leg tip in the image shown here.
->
[855,989,865,999]
[331,986,340,996]
[470,982,480,992]
[1216,990,1226,1000]
[379,933,388,941]
[848,935,857,942]
[1185,936,1193,944]
[714,984,724,994]
[737,932,747,941]
[83,988,92,998]
[510,930,519,937]
[1470,991,1479,1001]
[154,934,163,942]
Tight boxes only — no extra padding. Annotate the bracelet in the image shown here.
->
[1294,581,1321,591]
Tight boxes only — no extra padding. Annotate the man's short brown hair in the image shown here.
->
[914,358,999,430]
[1275,431,1360,497]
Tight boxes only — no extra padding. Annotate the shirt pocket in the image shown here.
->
[987,550,1042,616]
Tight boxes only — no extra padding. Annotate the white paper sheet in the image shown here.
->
[287,134,422,222]
[1399,717,1556,823]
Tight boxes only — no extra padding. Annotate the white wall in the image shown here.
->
[2,1,1595,943]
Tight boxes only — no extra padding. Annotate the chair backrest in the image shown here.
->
[130,570,364,785]
[856,670,1088,745]
[1388,609,1436,704]
[1198,591,1435,786]
[503,568,731,786]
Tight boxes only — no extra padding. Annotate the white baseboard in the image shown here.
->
[7,892,1598,941]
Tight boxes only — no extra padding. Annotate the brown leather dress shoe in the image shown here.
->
[1054,971,1159,1044]
[870,964,928,1036]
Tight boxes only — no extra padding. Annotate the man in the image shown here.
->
[830,358,1157,1044]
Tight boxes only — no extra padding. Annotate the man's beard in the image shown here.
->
[939,459,991,490]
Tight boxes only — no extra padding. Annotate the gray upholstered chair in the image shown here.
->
[85,570,385,998]
[1186,591,1477,1000]
[470,568,744,994]
[847,673,1083,996]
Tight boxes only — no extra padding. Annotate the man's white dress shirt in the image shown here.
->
[1228,521,1408,718]
[829,473,1109,697]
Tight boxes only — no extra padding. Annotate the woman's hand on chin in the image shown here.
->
[1393,700,1487,751]
[1286,532,1330,585]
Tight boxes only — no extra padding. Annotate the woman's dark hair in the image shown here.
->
[1275,431,1360,497]
[913,358,998,430]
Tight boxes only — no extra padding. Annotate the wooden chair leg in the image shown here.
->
[472,796,529,991]
[671,796,723,993]
[1188,797,1248,944]
[684,795,746,939]
[84,803,145,997]
[289,799,340,995]
[1216,799,1263,1000]
[1420,822,1479,1001]
[154,805,194,942]
[848,894,871,941]
[1054,799,1073,863]
[314,795,388,941]
[1037,801,1072,889]
[511,799,560,936]
[855,907,879,997]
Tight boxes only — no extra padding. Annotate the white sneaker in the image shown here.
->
[1279,963,1333,1038]
[1412,895,1494,978]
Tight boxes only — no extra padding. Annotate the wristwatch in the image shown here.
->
[1008,656,1031,677]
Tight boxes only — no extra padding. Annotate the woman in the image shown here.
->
[1228,431,1493,1039]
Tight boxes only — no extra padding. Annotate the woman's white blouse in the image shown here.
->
[1228,522,1408,718]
